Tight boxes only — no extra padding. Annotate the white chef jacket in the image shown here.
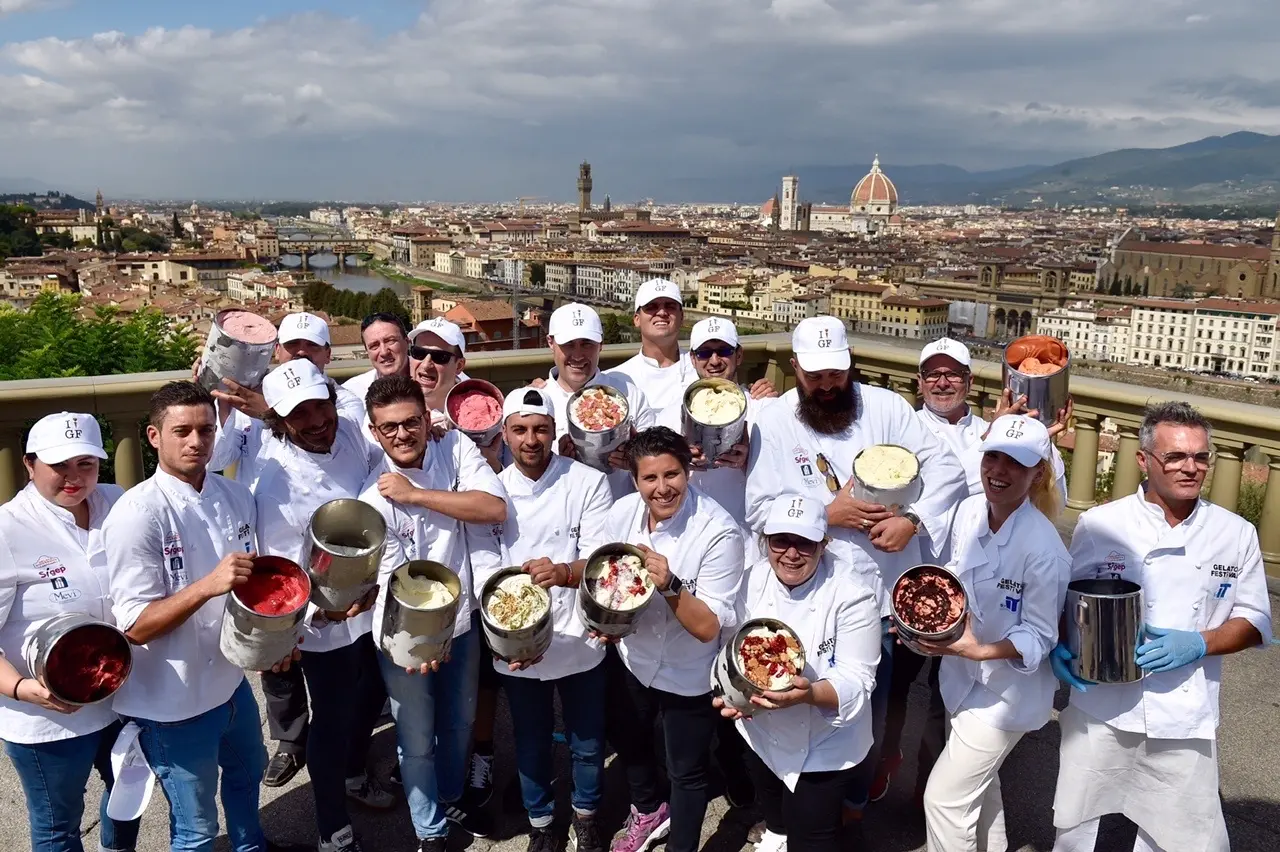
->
[470,455,613,682]
[541,367,658,500]
[939,495,1070,732]
[105,470,256,723]
[1067,487,1273,741]
[360,430,508,649]
[244,417,381,653]
[0,484,124,744]
[604,485,744,696]
[746,385,968,615]
[342,368,377,404]
[735,556,881,790]
[610,349,699,412]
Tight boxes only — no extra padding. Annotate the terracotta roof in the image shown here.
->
[1196,298,1280,316]
[447,299,516,323]
[882,295,949,308]
[851,157,898,206]
[1117,240,1270,261]
[830,281,889,295]
[1132,298,1198,311]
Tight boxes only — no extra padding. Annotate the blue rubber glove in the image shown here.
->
[1050,642,1094,692]
[1135,626,1207,674]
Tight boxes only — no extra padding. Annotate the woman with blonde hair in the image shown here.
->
[917,414,1071,852]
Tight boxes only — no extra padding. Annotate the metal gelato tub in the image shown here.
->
[890,564,969,656]
[711,617,806,717]
[479,567,554,664]
[445,378,506,447]
[681,378,748,466]
[197,309,278,392]
[381,560,462,670]
[304,499,387,611]
[576,543,655,639]
[219,556,311,672]
[24,613,133,706]
[566,385,632,472]
[1003,335,1071,428]
[852,444,923,515]
[1065,578,1144,684]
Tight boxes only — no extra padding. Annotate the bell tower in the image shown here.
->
[577,162,593,213]
[1269,209,1280,298]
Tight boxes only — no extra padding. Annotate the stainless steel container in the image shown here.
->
[681,378,748,466]
[576,543,655,639]
[304,499,387,611]
[479,568,554,664]
[852,444,923,515]
[24,613,133,706]
[219,556,311,672]
[890,564,969,656]
[711,618,806,717]
[566,384,632,472]
[381,560,463,670]
[1002,337,1071,428]
[445,379,506,447]
[1065,578,1144,684]
[197,309,278,392]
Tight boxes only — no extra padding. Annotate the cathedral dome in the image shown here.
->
[851,156,898,210]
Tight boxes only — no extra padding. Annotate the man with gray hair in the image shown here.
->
[1049,401,1272,852]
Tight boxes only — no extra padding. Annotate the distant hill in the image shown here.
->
[0,191,95,212]
[0,178,55,194]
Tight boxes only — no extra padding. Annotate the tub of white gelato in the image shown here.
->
[852,443,922,515]
[577,544,655,639]
[680,378,748,466]
[480,569,554,663]
[380,560,462,669]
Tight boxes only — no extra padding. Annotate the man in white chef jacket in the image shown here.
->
[359,375,508,848]
[1051,401,1273,852]
[104,381,304,852]
[469,386,614,852]
[407,317,473,425]
[344,312,412,404]
[538,303,657,499]
[610,279,698,412]
[744,316,967,810]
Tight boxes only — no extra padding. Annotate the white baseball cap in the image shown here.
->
[548,303,603,344]
[502,386,554,423]
[690,317,740,351]
[410,317,466,354]
[763,494,828,542]
[982,414,1052,468]
[278,312,330,347]
[793,316,851,373]
[26,412,108,464]
[919,337,971,369]
[262,359,331,417]
[634,278,683,311]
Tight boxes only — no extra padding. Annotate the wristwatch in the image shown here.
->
[902,510,922,535]
[661,574,685,598]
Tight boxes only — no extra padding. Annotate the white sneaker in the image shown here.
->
[754,829,787,852]
[318,825,362,852]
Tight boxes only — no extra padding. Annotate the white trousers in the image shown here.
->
[1054,818,1165,852]
[923,710,1024,852]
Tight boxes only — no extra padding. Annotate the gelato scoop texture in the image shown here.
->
[686,385,745,425]
[393,565,455,609]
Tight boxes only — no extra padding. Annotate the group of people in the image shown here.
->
[0,275,1270,852]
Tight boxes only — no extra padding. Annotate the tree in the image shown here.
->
[0,205,42,260]
[111,231,124,253]
[119,226,167,253]
[529,262,546,289]
[600,312,633,345]
[1142,279,1150,296]
[1108,278,1122,296]
[40,230,74,250]
[1122,279,1133,296]
[172,212,182,238]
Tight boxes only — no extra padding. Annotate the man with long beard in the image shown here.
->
[745,316,966,814]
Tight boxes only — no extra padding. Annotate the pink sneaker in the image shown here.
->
[610,803,671,852]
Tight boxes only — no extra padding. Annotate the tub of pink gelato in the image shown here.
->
[445,379,505,446]
[198,310,279,392]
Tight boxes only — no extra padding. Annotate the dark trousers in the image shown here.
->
[298,634,389,838]
[605,649,716,852]
[744,747,852,852]
[882,640,946,792]
[261,665,309,756]
[847,617,894,806]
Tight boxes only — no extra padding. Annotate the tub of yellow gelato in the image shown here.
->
[680,378,748,466]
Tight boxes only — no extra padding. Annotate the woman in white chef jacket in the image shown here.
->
[917,414,1071,852]
[713,494,881,852]
[0,413,141,852]
[599,426,744,852]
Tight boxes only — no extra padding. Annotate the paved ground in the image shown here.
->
[4,597,1278,852]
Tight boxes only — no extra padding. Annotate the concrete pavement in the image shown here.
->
[6,596,1278,852]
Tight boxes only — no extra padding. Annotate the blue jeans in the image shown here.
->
[847,616,895,807]
[129,678,268,852]
[5,721,141,852]
[501,661,606,828]
[378,623,480,840]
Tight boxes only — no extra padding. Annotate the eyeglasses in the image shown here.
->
[922,369,970,384]
[1143,449,1215,471]
[373,417,425,438]
[767,534,821,556]
[692,346,737,360]
[815,453,840,494]
[409,346,458,365]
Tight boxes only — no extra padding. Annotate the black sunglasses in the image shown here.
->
[409,346,458,365]
[692,345,737,360]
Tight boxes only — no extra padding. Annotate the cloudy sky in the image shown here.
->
[2,0,1278,202]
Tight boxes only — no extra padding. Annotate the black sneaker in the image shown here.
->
[569,813,604,852]
[416,840,446,852]
[723,768,755,810]
[443,799,493,838]
[263,751,304,788]
[467,751,495,807]
[527,826,557,852]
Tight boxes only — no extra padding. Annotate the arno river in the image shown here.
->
[278,256,410,297]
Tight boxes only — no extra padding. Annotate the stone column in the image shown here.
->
[1110,425,1142,500]
[110,416,145,490]
[890,378,916,406]
[1207,444,1243,513]
[1258,456,1280,578]
[0,426,24,503]
[1066,414,1099,516]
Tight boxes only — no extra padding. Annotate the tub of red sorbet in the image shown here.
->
[445,379,505,446]
[24,614,133,706]
[219,556,311,671]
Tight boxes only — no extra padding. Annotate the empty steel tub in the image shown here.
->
[305,499,387,611]
[1065,578,1144,684]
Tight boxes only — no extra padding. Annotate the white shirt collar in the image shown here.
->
[636,348,686,370]
[1135,483,1205,530]
[918,405,973,429]
[154,467,207,505]
[648,488,694,536]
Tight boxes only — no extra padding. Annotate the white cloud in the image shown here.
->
[0,0,56,16]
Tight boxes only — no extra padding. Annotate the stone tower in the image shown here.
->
[780,175,799,231]
[577,161,593,212]
[769,191,781,231]
[95,188,104,217]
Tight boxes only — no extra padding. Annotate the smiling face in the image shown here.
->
[409,331,465,396]
[634,452,689,524]
[980,450,1041,512]
[550,337,601,390]
[363,319,409,378]
[148,403,217,479]
[766,533,824,588]
[25,455,100,509]
[634,298,682,346]
[919,353,971,418]
[369,398,428,468]
[504,413,555,476]
[281,397,339,454]
[692,339,741,381]
[793,363,856,434]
